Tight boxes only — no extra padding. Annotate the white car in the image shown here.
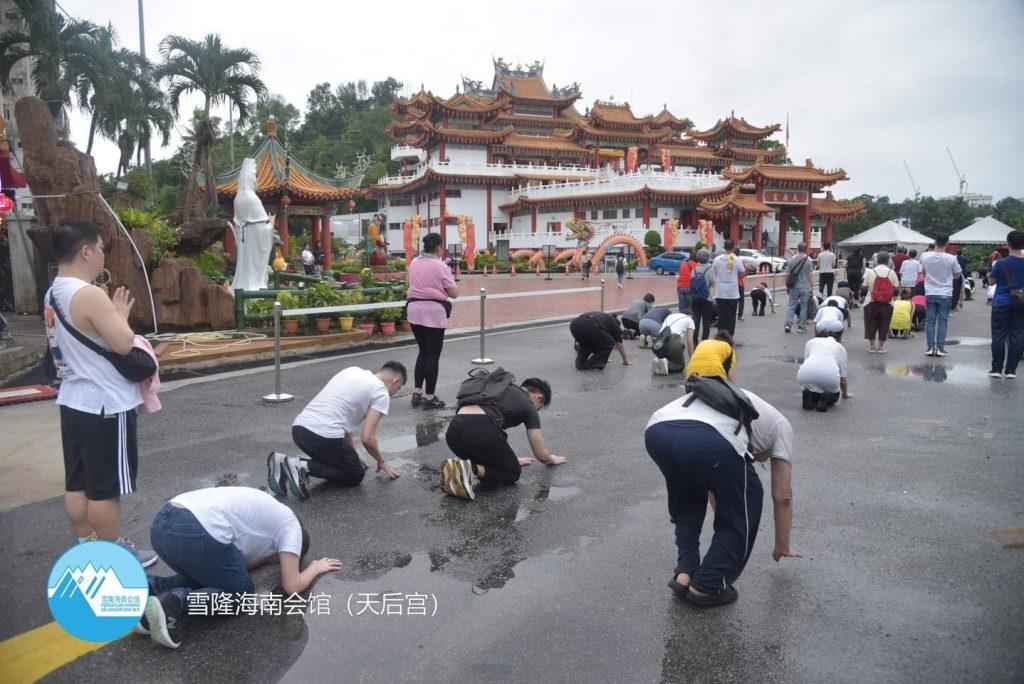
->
[738,249,786,273]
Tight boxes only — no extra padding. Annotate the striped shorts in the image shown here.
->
[60,405,138,500]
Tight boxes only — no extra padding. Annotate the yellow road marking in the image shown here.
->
[0,622,113,683]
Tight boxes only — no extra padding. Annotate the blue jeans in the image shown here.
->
[645,420,762,592]
[677,288,692,315]
[148,503,255,601]
[925,295,953,349]
[991,305,1024,375]
[786,286,810,327]
[617,272,625,285]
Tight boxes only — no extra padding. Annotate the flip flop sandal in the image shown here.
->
[667,578,690,598]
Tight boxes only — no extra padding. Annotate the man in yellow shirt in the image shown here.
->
[684,331,737,381]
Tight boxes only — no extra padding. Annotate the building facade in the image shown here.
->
[372,59,863,258]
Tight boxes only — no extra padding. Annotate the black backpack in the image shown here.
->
[683,375,759,439]
[456,367,516,412]
[651,327,675,359]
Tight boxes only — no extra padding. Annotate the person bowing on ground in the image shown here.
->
[570,311,632,370]
[684,330,736,381]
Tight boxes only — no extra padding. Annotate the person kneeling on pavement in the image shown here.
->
[140,487,341,649]
[442,369,565,500]
[813,298,849,341]
[645,376,801,607]
[685,330,736,381]
[638,305,673,343]
[570,311,632,369]
[797,324,852,412]
[651,312,696,375]
[620,293,655,338]
[268,362,407,499]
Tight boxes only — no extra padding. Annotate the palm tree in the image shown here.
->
[0,0,98,134]
[113,76,173,181]
[154,33,266,218]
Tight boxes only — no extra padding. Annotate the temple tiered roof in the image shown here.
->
[206,117,362,201]
[651,106,693,131]
[809,191,867,219]
[689,115,782,143]
[723,159,848,189]
[461,59,581,107]
[699,188,774,218]
[589,102,653,129]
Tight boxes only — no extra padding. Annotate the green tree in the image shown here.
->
[154,33,267,218]
[0,0,99,133]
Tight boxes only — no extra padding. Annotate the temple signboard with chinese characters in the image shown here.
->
[762,188,809,205]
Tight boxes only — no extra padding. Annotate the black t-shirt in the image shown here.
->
[485,385,541,430]
[587,311,623,342]
[846,253,865,270]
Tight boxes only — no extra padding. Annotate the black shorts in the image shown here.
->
[60,405,138,500]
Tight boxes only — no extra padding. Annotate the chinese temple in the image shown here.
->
[202,116,364,266]
[373,59,864,257]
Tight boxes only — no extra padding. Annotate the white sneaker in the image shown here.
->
[935,348,949,357]
[651,359,669,376]
[1006,373,1017,379]
[988,371,1002,378]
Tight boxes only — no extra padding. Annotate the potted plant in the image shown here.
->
[336,289,362,331]
[305,282,338,334]
[276,292,303,335]
[356,315,376,336]
[378,307,403,337]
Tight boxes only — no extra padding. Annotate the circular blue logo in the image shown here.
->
[46,541,149,642]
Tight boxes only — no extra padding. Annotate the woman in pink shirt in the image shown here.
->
[406,233,459,409]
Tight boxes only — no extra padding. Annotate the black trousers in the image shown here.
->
[621,317,640,334]
[645,420,762,592]
[715,298,738,336]
[411,324,446,394]
[819,272,835,296]
[570,316,615,369]
[802,389,840,412]
[847,270,864,301]
[952,276,964,309]
[750,289,766,315]
[737,285,745,319]
[445,414,521,486]
[292,425,365,487]
[692,299,716,341]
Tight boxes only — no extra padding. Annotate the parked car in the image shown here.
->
[649,251,690,275]
[738,248,786,273]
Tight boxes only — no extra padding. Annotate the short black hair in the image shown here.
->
[522,377,552,407]
[380,360,407,384]
[422,232,442,252]
[723,239,735,251]
[934,234,949,247]
[299,518,310,561]
[909,249,917,257]
[715,329,733,345]
[643,293,655,303]
[1007,230,1024,250]
[823,241,832,250]
[54,219,102,263]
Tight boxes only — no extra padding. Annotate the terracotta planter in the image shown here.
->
[337,316,354,332]
[380,321,396,337]
[283,318,300,335]
[400,320,412,333]
[357,323,375,335]
[315,318,331,333]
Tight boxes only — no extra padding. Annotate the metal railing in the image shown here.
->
[376,158,598,185]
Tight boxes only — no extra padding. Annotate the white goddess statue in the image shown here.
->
[229,158,272,293]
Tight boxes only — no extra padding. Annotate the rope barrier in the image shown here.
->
[147,330,267,358]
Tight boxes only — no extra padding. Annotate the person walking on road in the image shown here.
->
[845,246,866,308]
[733,244,747,321]
[646,382,801,607]
[570,311,632,370]
[690,249,716,341]
[863,251,900,353]
[141,487,339,649]
[580,251,592,280]
[784,242,813,333]
[988,229,1024,378]
[442,372,565,500]
[44,219,157,567]
[816,242,837,297]
[712,240,741,336]
[920,234,962,357]
[270,362,407,498]
[616,254,626,288]
[406,232,459,409]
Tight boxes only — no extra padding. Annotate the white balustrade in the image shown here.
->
[390,145,426,162]
[505,169,730,203]
[377,159,614,186]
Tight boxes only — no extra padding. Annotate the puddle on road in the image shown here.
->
[346,550,414,579]
[880,363,992,386]
[944,337,990,346]
[534,486,581,501]
[378,419,449,453]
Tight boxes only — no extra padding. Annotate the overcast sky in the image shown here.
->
[59,0,1024,202]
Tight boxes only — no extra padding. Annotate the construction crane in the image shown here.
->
[902,159,920,200]
[946,147,967,196]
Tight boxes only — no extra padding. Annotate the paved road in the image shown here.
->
[1,295,1021,682]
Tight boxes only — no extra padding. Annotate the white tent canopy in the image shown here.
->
[949,216,1014,245]
[838,220,932,249]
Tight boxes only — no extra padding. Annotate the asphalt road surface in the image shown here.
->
[1,295,1021,682]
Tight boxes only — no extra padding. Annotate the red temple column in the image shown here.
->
[802,202,811,247]
[776,208,787,257]
[729,213,740,244]
[754,214,763,250]
[642,198,651,229]
[439,181,447,258]
[323,215,333,269]
[275,212,290,256]
[531,206,538,233]
[311,215,321,250]
[824,217,833,246]
[222,227,236,260]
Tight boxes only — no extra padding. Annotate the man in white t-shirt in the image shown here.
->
[268,362,407,499]
[651,313,696,375]
[899,249,922,290]
[920,234,962,357]
[300,246,315,276]
[797,328,851,412]
[645,385,800,607]
[711,240,742,336]
[140,487,341,649]
[816,242,837,296]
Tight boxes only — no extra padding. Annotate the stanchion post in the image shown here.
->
[263,301,294,403]
[600,278,606,312]
[471,287,494,365]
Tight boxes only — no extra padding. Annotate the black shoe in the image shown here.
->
[667,577,690,598]
[421,397,446,410]
[146,592,183,649]
[784,324,791,333]
[411,393,422,407]
[686,585,739,607]
[802,390,814,410]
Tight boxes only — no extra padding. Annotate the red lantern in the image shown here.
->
[345,199,356,211]
[0,194,12,214]
[281,195,292,208]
